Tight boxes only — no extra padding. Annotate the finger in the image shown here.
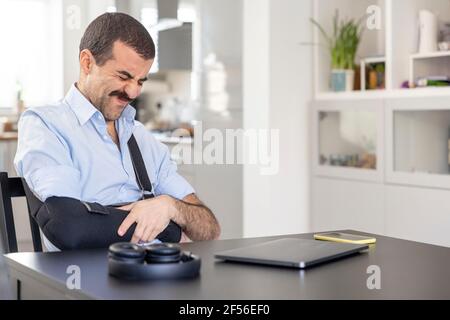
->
[147,227,161,243]
[131,234,140,244]
[180,232,191,243]
[142,226,154,243]
[118,212,137,236]
[136,222,147,241]
[118,202,136,211]
[131,224,145,244]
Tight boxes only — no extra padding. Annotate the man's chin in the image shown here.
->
[103,104,127,121]
[104,110,124,121]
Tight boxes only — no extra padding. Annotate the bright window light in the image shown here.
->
[0,0,62,109]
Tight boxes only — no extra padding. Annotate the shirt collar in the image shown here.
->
[64,83,136,125]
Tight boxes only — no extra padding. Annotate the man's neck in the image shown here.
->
[75,82,90,103]
[107,121,120,149]
[75,82,99,112]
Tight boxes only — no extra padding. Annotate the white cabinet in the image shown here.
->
[386,97,450,189]
[312,99,384,182]
[385,185,450,247]
[311,98,450,247]
[310,0,450,247]
[312,177,385,235]
[312,176,450,247]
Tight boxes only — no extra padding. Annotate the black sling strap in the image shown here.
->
[127,134,154,200]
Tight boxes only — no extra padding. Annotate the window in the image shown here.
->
[0,0,63,109]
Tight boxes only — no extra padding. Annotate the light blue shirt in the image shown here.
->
[14,84,194,250]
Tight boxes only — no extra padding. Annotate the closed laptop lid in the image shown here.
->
[215,238,369,269]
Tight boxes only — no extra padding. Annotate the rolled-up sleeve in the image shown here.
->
[152,139,195,200]
[14,111,81,201]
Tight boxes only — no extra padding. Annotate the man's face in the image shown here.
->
[81,41,153,121]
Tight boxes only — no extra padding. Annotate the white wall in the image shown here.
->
[195,0,244,239]
[243,0,312,237]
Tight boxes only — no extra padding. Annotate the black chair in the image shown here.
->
[0,172,42,253]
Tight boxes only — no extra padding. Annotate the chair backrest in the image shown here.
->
[0,172,42,253]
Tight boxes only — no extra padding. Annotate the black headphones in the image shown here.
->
[108,242,201,280]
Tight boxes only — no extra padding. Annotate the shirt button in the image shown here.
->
[103,135,108,140]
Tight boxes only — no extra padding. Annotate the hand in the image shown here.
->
[117,195,175,243]
[180,232,192,243]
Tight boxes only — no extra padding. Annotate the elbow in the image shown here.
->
[213,223,222,240]
[210,222,221,240]
[43,222,85,250]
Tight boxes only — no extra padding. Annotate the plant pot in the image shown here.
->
[331,69,355,92]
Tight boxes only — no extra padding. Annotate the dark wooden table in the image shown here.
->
[4,230,450,299]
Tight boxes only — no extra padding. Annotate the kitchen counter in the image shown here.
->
[150,131,193,145]
[0,132,18,141]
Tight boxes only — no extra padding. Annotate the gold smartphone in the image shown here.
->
[314,232,376,244]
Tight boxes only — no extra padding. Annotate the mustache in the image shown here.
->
[109,90,133,103]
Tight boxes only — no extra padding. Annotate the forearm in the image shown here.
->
[170,195,221,241]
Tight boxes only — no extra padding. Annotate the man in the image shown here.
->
[14,12,220,251]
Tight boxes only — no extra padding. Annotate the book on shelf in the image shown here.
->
[416,76,450,87]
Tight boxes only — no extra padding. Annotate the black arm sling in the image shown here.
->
[22,134,182,250]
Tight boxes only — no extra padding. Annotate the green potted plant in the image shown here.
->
[311,11,364,92]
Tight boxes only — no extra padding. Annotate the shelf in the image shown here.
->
[313,0,450,99]
[410,51,450,60]
[315,87,450,101]
[315,90,387,101]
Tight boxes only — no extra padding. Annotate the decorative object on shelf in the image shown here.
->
[418,10,438,54]
[438,22,450,51]
[359,56,385,91]
[310,10,364,92]
[438,41,450,51]
[325,153,376,169]
[359,153,376,169]
[415,76,450,87]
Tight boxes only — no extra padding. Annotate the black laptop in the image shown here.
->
[214,238,369,269]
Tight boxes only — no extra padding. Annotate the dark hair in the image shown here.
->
[79,12,155,66]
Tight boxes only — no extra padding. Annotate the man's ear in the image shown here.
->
[79,49,95,75]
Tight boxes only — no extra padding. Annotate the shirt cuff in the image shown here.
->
[156,172,195,200]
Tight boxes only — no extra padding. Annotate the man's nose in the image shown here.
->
[124,82,141,100]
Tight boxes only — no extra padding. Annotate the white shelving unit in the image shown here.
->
[313,0,450,100]
[311,0,450,248]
